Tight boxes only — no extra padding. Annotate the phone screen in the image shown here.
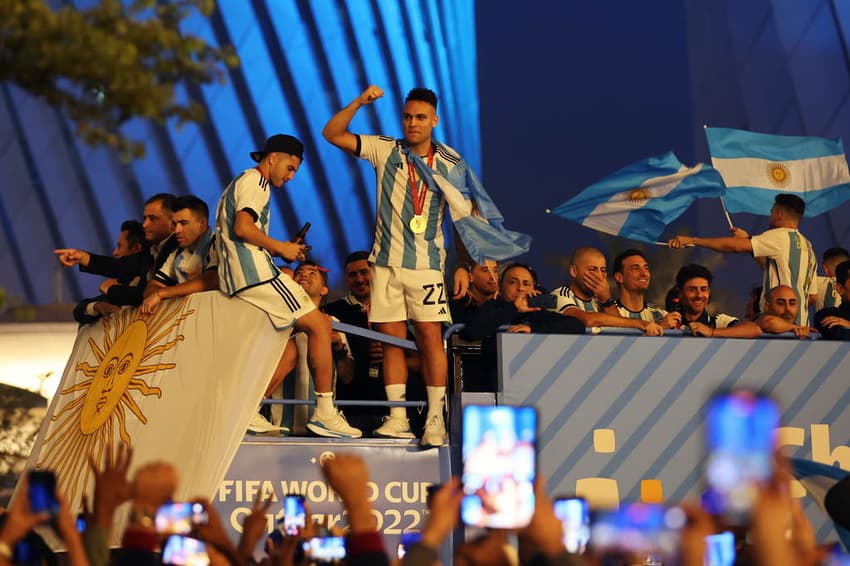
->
[704,391,779,524]
[553,497,590,554]
[13,539,43,566]
[27,470,59,517]
[705,531,736,566]
[591,503,685,560]
[155,502,209,534]
[303,536,346,562]
[461,405,537,529]
[162,536,210,566]
[284,495,306,535]
[396,532,422,559]
[526,293,557,310]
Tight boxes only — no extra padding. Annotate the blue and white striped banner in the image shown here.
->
[498,333,850,541]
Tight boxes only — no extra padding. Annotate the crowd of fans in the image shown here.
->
[2,422,850,566]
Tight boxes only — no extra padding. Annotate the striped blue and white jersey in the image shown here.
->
[812,275,842,311]
[616,301,667,322]
[357,135,461,271]
[215,168,280,295]
[751,228,817,325]
[153,229,218,286]
[686,309,739,329]
[550,286,599,314]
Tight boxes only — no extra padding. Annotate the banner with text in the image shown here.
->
[214,439,452,558]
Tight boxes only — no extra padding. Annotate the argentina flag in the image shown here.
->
[549,151,725,244]
[791,457,850,551]
[706,127,850,217]
[409,146,532,263]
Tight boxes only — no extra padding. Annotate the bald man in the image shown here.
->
[755,285,813,339]
[550,247,664,335]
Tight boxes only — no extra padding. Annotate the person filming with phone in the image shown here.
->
[462,263,584,340]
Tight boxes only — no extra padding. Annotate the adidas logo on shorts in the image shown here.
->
[438,307,446,314]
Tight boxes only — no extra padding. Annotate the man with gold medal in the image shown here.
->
[323,86,530,448]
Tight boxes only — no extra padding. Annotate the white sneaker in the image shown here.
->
[307,410,363,438]
[373,416,416,439]
[420,414,447,448]
[247,412,289,435]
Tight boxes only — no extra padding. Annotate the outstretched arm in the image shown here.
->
[669,227,753,253]
[322,85,384,154]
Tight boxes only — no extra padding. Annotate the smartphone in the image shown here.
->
[705,531,736,566]
[590,503,685,560]
[294,222,311,243]
[162,535,210,566]
[553,496,590,555]
[13,539,43,566]
[704,391,779,525]
[826,546,850,566]
[76,513,87,533]
[396,532,422,559]
[461,404,537,529]
[425,483,441,508]
[27,470,59,517]
[155,502,209,534]
[302,536,346,563]
[283,494,306,536]
[526,293,557,310]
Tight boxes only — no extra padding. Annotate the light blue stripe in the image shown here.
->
[599,340,721,477]
[638,341,768,484]
[785,347,850,422]
[823,384,850,427]
[425,188,442,270]
[706,127,845,160]
[549,339,681,488]
[725,184,850,217]
[760,341,811,395]
[667,457,706,502]
[375,153,398,267]
[521,338,591,406]
[788,232,804,325]
[507,334,548,377]
[539,337,633,451]
[825,281,838,309]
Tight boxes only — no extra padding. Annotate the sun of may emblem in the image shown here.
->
[37,298,195,500]
[767,162,791,187]
[627,187,651,205]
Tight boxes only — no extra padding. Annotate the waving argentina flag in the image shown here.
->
[408,144,532,263]
[706,127,850,217]
[549,151,726,244]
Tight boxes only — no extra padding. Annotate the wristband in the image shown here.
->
[599,298,617,308]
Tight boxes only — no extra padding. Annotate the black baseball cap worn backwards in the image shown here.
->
[250,134,304,162]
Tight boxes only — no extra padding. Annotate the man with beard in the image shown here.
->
[674,264,761,338]
[450,259,499,325]
[756,285,813,339]
[612,248,680,328]
[550,247,664,335]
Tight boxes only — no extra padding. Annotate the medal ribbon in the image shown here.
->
[407,145,435,218]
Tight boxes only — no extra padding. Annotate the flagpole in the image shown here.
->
[720,196,734,230]
[705,123,735,231]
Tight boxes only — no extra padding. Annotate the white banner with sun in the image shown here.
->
[23,291,288,519]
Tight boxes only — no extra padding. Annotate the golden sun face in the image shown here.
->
[627,188,651,206]
[37,298,195,501]
[767,163,791,187]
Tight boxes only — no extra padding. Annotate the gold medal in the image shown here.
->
[409,215,427,234]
